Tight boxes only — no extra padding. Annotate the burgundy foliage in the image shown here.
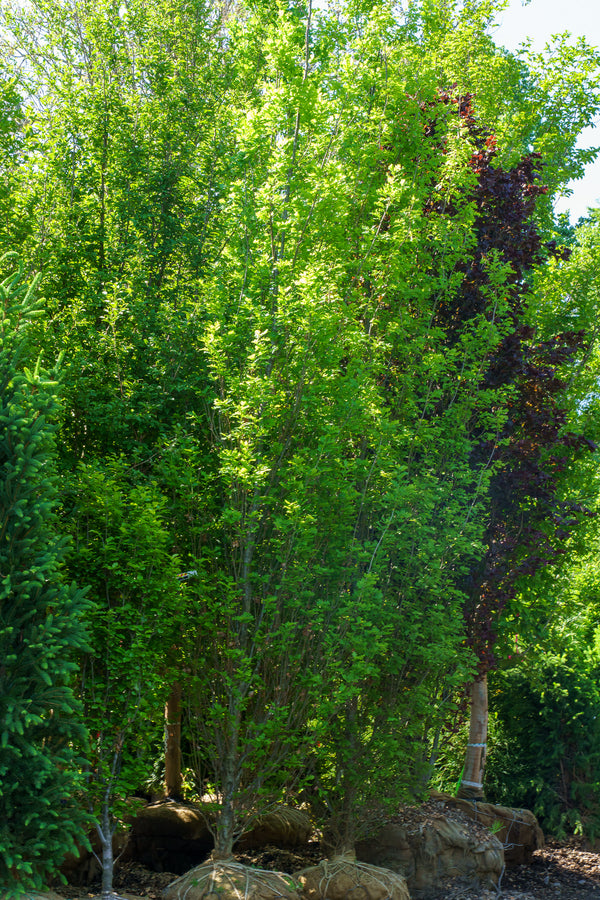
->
[431,94,594,672]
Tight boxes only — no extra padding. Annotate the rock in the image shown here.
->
[127,799,215,873]
[296,856,410,900]
[23,893,66,900]
[162,859,301,900]
[237,806,313,850]
[356,815,504,898]
[439,795,544,865]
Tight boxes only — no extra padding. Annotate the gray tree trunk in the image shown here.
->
[98,793,115,898]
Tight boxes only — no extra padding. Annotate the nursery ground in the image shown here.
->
[49,836,600,900]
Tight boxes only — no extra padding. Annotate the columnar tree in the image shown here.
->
[3,0,230,823]
[422,97,598,798]
[482,213,600,834]
[184,0,521,858]
[0,255,90,895]
[63,458,182,895]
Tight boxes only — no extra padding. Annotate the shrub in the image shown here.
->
[486,654,600,838]
[0,256,90,894]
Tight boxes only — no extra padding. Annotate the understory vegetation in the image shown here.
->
[2,0,600,894]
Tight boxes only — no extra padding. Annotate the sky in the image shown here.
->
[491,0,600,223]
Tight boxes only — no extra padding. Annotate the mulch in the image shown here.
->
[422,837,600,900]
[54,837,600,900]
[499,837,600,900]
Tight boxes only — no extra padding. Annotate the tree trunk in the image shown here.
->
[328,698,359,857]
[457,675,488,800]
[98,791,115,899]
[212,787,236,860]
[164,681,183,798]
[212,707,241,860]
[332,785,358,858]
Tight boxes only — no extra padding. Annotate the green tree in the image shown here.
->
[482,214,600,836]
[3,0,227,460]
[0,70,25,254]
[2,0,231,828]
[4,0,600,870]
[0,255,90,895]
[182,0,510,858]
[63,458,182,894]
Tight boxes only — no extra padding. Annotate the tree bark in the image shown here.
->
[212,704,242,860]
[457,675,488,800]
[98,787,115,899]
[164,681,183,798]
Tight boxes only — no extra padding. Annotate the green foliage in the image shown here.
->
[63,457,182,843]
[2,0,600,862]
[4,0,223,461]
[0,255,90,894]
[0,68,26,255]
[487,200,600,825]
[180,1,503,851]
[487,655,600,839]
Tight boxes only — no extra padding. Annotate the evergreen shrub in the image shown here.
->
[0,256,90,895]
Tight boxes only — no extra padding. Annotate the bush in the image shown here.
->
[486,655,600,839]
[0,257,90,894]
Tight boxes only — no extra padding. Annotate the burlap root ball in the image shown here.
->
[162,859,302,900]
[296,857,410,900]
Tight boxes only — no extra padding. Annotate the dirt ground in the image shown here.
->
[422,838,600,899]
[50,837,600,900]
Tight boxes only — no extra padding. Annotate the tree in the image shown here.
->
[63,457,183,895]
[2,0,231,832]
[480,212,600,836]
[3,0,600,870]
[421,96,598,798]
[181,0,550,859]
[0,69,25,255]
[0,254,90,895]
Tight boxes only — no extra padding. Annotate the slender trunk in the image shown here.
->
[98,791,114,898]
[212,707,241,860]
[164,681,183,798]
[330,699,358,857]
[457,675,488,800]
[95,743,124,899]
[333,785,358,858]
[99,103,107,277]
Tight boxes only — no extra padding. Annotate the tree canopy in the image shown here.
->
[2,0,600,889]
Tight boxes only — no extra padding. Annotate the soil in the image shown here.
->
[52,838,600,900]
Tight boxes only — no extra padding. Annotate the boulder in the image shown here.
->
[356,814,504,898]
[237,806,313,850]
[297,856,410,900]
[127,799,215,873]
[440,795,544,865]
[24,893,66,900]
[162,859,301,900]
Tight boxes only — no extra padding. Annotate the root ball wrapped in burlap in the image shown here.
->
[296,857,410,900]
[162,859,302,900]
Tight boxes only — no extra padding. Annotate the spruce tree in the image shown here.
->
[0,255,90,895]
